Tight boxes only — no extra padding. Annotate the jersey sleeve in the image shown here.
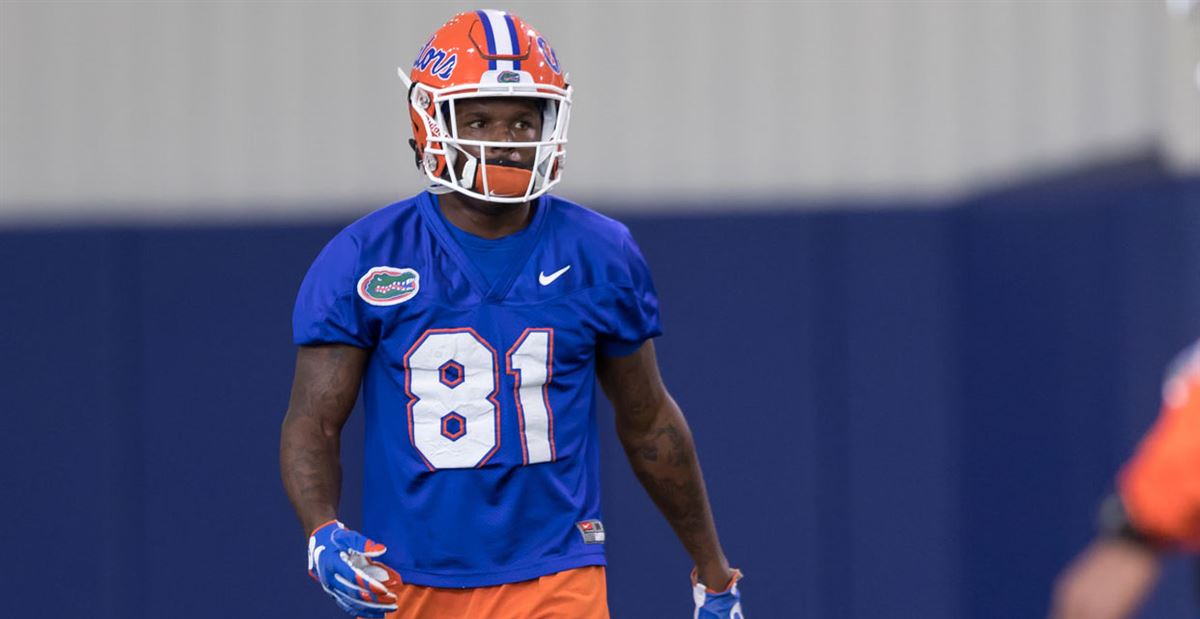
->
[292,231,376,349]
[597,227,663,357]
[1117,341,1200,550]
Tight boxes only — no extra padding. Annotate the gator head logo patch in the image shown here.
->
[357,267,420,306]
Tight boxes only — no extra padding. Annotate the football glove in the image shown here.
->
[692,568,745,619]
[307,520,401,618]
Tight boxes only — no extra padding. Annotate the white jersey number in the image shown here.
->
[507,328,556,465]
[404,328,556,470]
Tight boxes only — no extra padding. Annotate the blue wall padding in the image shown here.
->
[0,177,1196,618]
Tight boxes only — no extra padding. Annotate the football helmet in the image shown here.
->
[399,10,571,203]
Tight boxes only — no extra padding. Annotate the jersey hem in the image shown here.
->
[390,552,607,588]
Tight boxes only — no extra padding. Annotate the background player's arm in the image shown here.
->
[597,340,734,589]
[1050,350,1200,619]
[1117,359,1200,550]
[280,344,369,535]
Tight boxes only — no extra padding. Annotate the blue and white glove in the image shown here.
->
[307,520,401,618]
[692,568,745,619]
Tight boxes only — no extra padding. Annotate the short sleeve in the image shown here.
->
[598,228,663,357]
[292,231,375,348]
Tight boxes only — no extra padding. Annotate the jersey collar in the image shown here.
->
[416,190,552,302]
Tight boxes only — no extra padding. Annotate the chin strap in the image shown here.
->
[459,156,477,189]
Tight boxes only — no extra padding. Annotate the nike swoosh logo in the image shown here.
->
[539,265,571,286]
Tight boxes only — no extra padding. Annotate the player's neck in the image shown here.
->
[438,192,534,240]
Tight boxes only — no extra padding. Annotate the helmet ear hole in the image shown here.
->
[408,138,421,169]
[439,101,454,137]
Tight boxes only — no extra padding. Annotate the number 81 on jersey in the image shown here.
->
[404,328,555,470]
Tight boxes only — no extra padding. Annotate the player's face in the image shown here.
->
[452,97,543,173]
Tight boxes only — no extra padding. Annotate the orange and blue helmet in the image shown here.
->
[399,10,571,203]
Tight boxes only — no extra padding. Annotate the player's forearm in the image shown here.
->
[616,396,730,583]
[280,413,343,535]
[280,345,367,535]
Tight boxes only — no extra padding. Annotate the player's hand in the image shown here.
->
[692,568,745,619]
[1048,537,1161,619]
[307,520,402,618]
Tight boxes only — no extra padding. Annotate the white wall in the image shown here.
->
[1,1,1195,222]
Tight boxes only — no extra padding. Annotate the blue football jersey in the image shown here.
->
[292,191,662,587]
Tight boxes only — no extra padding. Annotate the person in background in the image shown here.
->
[1050,339,1200,619]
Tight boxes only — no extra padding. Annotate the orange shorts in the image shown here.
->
[377,566,609,619]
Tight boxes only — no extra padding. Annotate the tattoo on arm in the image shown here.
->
[279,344,367,535]
[599,342,728,573]
[622,415,715,559]
[634,424,687,466]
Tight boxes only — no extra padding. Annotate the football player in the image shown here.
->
[280,10,745,619]
[1050,338,1200,619]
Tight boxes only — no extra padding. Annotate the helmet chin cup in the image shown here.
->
[477,164,534,198]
